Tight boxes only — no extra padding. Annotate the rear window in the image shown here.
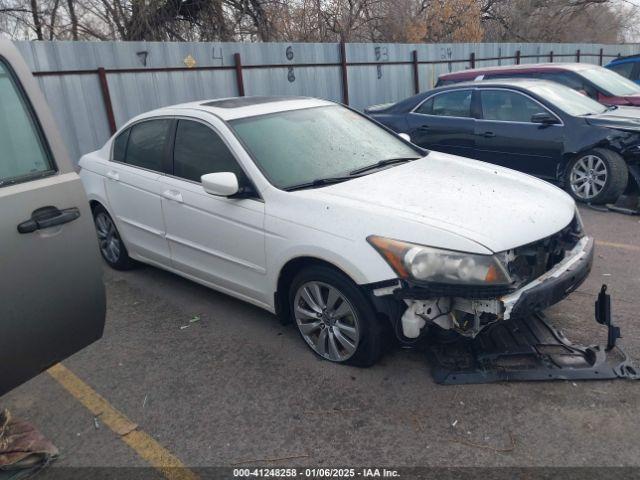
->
[121,119,171,172]
[535,72,584,90]
[579,66,640,96]
[608,62,635,80]
[0,58,54,186]
[112,128,130,162]
[435,78,456,87]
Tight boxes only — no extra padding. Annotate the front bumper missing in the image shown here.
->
[372,236,595,338]
[502,236,594,319]
[427,285,638,384]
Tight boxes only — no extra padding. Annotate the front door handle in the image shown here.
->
[479,131,496,138]
[418,125,430,131]
[17,206,81,234]
[106,170,119,181]
[162,189,183,203]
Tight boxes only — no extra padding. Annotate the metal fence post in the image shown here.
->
[97,67,116,135]
[599,48,604,66]
[515,50,521,65]
[412,50,420,94]
[234,53,245,97]
[549,51,554,62]
[340,42,349,105]
[576,49,581,62]
[470,52,475,69]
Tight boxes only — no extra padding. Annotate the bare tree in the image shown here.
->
[29,0,43,38]
[480,0,636,43]
[0,0,637,43]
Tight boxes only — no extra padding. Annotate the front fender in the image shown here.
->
[268,242,395,298]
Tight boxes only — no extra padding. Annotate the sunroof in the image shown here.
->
[202,96,307,109]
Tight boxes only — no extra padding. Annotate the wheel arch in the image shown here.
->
[274,256,364,324]
[87,197,116,222]
[86,197,134,254]
[89,199,103,212]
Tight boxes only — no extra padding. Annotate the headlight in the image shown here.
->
[367,236,512,286]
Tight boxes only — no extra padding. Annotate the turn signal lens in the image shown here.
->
[366,236,411,278]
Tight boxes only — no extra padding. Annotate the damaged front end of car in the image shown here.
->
[365,214,639,384]
[367,212,592,341]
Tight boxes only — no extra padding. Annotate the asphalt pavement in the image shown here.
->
[2,205,640,476]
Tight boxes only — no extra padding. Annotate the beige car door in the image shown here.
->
[0,40,106,395]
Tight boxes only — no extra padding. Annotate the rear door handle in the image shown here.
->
[106,170,119,181]
[162,189,183,203]
[17,206,81,234]
[479,131,496,138]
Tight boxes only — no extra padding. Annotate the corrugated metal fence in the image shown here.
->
[14,40,640,163]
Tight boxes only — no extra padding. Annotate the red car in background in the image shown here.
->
[436,63,640,107]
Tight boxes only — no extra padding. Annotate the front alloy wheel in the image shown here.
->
[566,148,628,205]
[569,154,607,201]
[288,265,384,366]
[293,281,360,362]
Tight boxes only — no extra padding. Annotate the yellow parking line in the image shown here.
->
[48,364,198,480]
[596,240,640,252]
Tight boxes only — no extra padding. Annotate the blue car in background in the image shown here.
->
[607,55,640,85]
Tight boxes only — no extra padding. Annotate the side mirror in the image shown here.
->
[398,132,411,142]
[531,112,560,125]
[201,172,239,197]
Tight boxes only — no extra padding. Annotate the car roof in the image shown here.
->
[439,62,600,80]
[608,54,640,64]
[382,78,565,114]
[429,77,563,92]
[133,96,335,122]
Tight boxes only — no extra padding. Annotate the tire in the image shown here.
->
[565,148,628,204]
[289,265,384,367]
[92,204,135,270]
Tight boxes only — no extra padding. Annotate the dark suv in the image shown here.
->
[436,63,640,107]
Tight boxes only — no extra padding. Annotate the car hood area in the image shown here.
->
[298,152,576,254]
[586,106,640,132]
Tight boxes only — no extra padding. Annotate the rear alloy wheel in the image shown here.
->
[92,205,134,270]
[289,266,383,366]
[567,148,628,204]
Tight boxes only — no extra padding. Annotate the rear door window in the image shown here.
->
[123,119,171,172]
[417,90,473,117]
[0,59,54,186]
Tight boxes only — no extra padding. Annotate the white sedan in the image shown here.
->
[79,96,594,366]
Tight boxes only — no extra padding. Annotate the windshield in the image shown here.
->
[579,66,640,97]
[528,82,607,116]
[229,105,421,190]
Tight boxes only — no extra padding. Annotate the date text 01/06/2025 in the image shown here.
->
[232,468,400,478]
